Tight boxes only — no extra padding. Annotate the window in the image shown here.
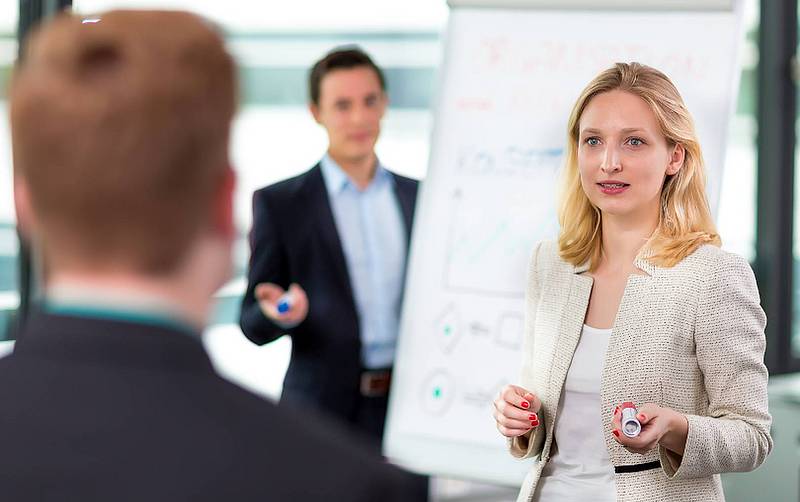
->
[72,0,448,396]
[0,0,19,343]
[717,0,759,261]
[67,0,770,375]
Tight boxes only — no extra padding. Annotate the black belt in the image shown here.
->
[614,461,661,474]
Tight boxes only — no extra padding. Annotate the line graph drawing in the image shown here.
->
[443,189,559,296]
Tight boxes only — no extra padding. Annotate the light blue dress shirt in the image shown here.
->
[319,154,407,369]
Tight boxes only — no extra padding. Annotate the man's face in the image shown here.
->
[311,66,387,164]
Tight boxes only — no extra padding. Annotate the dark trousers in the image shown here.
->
[353,393,390,442]
[352,394,430,502]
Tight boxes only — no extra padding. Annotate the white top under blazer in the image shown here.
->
[509,241,772,502]
[534,324,616,502]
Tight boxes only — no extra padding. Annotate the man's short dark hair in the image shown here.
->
[308,46,386,105]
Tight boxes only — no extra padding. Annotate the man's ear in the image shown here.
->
[14,174,36,241]
[309,102,321,124]
[378,91,389,118]
[212,166,236,239]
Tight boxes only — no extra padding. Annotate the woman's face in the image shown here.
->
[577,89,684,221]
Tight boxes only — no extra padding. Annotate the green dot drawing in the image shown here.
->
[433,387,442,398]
[444,325,452,336]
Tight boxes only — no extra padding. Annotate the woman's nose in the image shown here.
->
[600,146,622,173]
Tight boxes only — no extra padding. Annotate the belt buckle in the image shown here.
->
[360,370,390,397]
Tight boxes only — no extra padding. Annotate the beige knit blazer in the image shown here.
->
[509,241,772,502]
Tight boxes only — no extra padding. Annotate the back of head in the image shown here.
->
[10,10,237,274]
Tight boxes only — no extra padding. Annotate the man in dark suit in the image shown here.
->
[240,47,419,447]
[0,11,416,501]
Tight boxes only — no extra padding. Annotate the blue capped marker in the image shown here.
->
[276,293,293,314]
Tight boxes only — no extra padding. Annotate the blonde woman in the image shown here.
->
[493,63,772,502]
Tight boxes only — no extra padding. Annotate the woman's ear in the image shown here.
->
[666,143,685,176]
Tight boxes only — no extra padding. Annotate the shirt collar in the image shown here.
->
[319,153,392,197]
[44,284,201,337]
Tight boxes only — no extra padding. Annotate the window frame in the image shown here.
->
[12,0,800,376]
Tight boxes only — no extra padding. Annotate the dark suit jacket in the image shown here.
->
[239,164,418,420]
[0,312,417,501]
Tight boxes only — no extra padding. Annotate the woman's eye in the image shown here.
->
[627,137,644,146]
[586,137,600,146]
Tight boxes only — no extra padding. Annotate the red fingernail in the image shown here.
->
[529,414,537,421]
[612,430,620,437]
[520,401,529,409]
[531,420,539,427]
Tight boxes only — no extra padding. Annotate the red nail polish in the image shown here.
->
[529,414,537,421]
[520,401,529,409]
[612,430,620,437]
[531,420,539,427]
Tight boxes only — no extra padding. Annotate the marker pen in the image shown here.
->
[277,293,293,314]
[620,401,641,438]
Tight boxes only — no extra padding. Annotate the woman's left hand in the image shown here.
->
[610,403,688,455]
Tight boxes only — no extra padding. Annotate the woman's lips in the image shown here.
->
[597,182,630,195]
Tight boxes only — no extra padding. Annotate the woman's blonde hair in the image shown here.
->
[557,62,720,270]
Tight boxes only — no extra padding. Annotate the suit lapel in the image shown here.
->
[545,272,593,428]
[304,166,357,305]
[392,175,415,245]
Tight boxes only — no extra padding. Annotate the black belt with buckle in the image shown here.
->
[359,368,392,397]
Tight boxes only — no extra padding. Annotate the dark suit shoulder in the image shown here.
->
[390,171,419,189]
[0,354,411,502]
[256,164,321,203]
[207,375,360,451]
[206,376,414,500]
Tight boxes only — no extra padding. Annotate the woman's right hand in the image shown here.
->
[493,384,541,438]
